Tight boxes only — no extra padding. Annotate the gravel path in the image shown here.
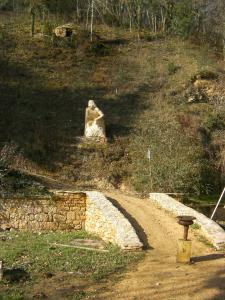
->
[96,191,225,300]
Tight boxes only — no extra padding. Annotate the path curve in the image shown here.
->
[96,191,225,300]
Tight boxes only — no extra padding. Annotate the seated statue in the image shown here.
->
[84,100,106,140]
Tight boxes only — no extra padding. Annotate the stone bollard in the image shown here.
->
[177,240,192,263]
[0,261,3,280]
[176,216,196,263]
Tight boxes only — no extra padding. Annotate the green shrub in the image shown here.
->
[167,62,180,75]
[191,223,201,230]
[129,104,215,195]
[203,114,225,131]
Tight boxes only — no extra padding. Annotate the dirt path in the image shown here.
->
[95,191,225,300]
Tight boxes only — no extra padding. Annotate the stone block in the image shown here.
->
[47,206,57,214]
[29,214,35,221]
[19,221,28,229]
[58,223,70,230]
[34,206,43,213]
[74,224,82,230]
[43,222,58,231]
[35,213,49,222]
[48,214,53,222]
[67,212,76,222]
[73,220,81,225]
[53,214,66,222]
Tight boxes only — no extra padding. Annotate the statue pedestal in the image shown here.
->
[75,137,107,150]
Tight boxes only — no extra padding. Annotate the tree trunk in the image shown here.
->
[31,10,35,37]
[90,0,94,42]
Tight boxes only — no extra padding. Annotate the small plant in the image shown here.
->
[191,223,201,230]
[198,235,214,248]
[203,114,225,131]
[167,62,180,75]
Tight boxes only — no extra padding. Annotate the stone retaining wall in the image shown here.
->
[86,192,143,250]
[150,193,225,250]
[0,192,86,231]
[0,190,143,251]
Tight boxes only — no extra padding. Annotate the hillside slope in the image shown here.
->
[0,13,224,195]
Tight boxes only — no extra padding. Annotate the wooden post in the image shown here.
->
[90,0,94,42]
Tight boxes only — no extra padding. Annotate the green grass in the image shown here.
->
[0,231,143,299]
[197,235,214,248]
[191,223,201,230]
[187,194,220,205]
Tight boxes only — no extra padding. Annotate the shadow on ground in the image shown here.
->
[0,53,149,172]
[204,266,225,300]
[107,196,153,250]
[192,253,225,263]
[4,268,29,282]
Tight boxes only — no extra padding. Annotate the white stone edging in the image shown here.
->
[86,191,143,251]
[150,193,225,250]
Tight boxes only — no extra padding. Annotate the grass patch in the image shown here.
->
[0,231,143,299]
[187,194,220,205]
[167,62,180,75]
[197,234,214,248]
[191,223,201,230]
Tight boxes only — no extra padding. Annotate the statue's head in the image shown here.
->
[88,100,96,108]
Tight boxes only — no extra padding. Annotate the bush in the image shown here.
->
[129,104,215,195]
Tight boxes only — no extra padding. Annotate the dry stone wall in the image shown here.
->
[0,190,143,251]
[0,192,86,231]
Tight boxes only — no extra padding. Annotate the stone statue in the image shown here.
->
[84,100,106,140]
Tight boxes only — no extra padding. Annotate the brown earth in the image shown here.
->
[93,191,225,300]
